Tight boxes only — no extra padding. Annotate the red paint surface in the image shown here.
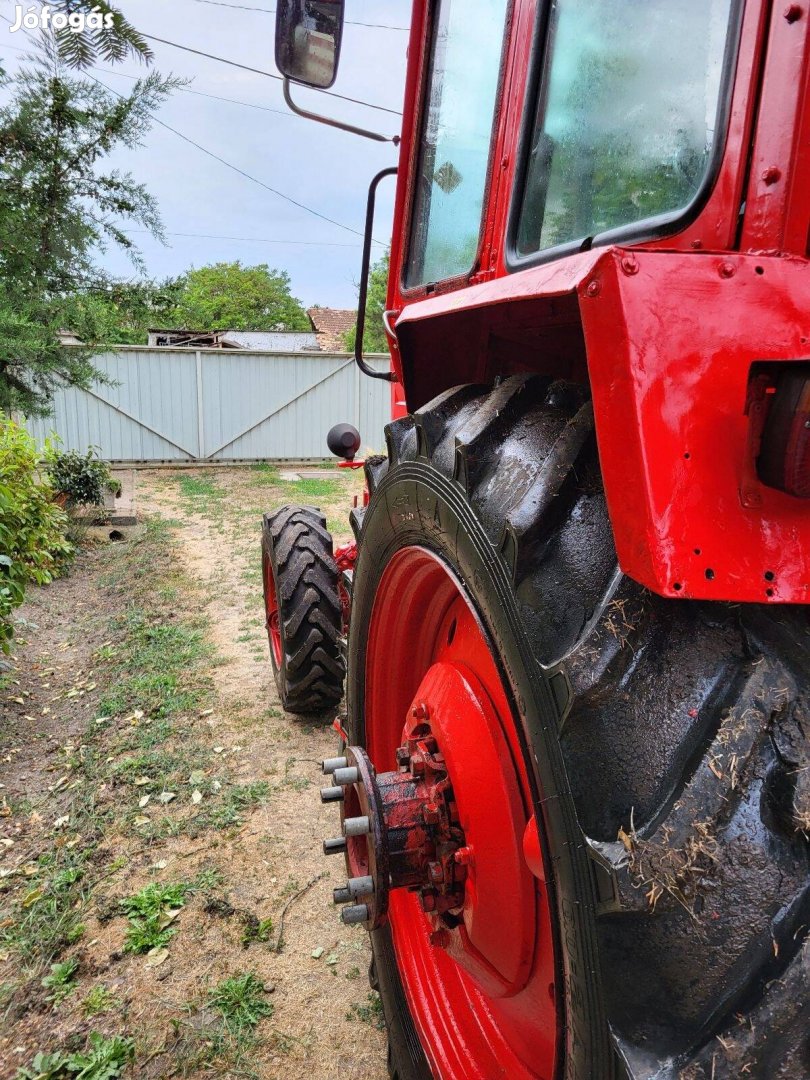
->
[580,249,810,603]
[364,547,558,1080]
[374,0,810,603]
[261,551,282,666]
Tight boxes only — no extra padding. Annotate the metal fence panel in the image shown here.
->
[24,347,392,462]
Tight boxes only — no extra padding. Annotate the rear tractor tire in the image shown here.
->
[261,504,344,714]
[335,375,809,1080]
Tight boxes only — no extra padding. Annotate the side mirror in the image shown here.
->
[275,0,345,90]
[327,423,361,462]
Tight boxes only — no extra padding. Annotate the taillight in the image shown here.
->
[757,367,810,498]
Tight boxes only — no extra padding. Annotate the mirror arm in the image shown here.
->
[283,78,400,144]
[355,166,399,384]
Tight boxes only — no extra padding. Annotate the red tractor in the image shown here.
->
[261,2,810,1077]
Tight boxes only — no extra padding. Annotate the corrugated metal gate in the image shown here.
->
[25,347,392,462]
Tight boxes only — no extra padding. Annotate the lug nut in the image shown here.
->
[322,756,348,774]
[341,904,369,925]
[333,766,359,786]
[343,815,370,837]
[347,875,374,898]
[333,886,351,904]
[320,786,344,803]
[323,837,347,856]
[454,846,473,867]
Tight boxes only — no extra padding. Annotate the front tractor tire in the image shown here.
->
[261,505,344,714]
[340,376,809,1080]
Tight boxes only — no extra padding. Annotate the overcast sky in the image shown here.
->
[0,0,411,309]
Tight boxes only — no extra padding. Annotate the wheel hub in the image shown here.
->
[322,660,536,997]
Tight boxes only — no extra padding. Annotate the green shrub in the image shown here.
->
[46,447,116,508]
[0,417,72,651]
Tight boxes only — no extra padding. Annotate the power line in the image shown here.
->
[0,41,295,119]
[142,33,402,116]
[0,18,403,116]
[0,41,283,117]
[1,21,388,245]
[128,228,361,247]
[99,64,295,118]
[87,72,383,244]
[185,0,409,31]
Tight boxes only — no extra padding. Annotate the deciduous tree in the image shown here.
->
[170,262,310,332]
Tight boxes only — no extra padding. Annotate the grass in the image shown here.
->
[120,881,189,954]
[194,780,270,832]
[286,477,341,498]
[207,972,273,1035]
[96,612,212,721]
[1,850,90,972]
[179,475,224,501]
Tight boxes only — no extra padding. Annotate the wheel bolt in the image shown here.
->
[323,837,347,856]
[341,904,369,925]
[454,846,473,866]
[322,757,348,774]
[333,886,351,904]
[347,875,374,898]
[320,786,344,803]
[429,928,450,947]
[343,815,370,837]
[333,766,359,786]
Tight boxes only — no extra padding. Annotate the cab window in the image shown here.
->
[514,0,737,258]
[405,0,509,288]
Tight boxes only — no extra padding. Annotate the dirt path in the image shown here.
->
[0,465,386,1080]
[135,465,384,1079]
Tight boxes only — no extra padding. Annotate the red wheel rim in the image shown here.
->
[364,547,559,1080]
[262,550,283,668]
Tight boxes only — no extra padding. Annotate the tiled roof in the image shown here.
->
[307,306,356,352]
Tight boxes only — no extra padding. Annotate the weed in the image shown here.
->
[41,957,79,1003]
[16,1033,134,1080]
[120,882,188,954]
[346,992,385,1030]
[207,972,273,1034]
[192,866,224,891]
[239,913,274,947]
[82,985,121,1018]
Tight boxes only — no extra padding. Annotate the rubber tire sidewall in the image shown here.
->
[347,461,614,1080]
